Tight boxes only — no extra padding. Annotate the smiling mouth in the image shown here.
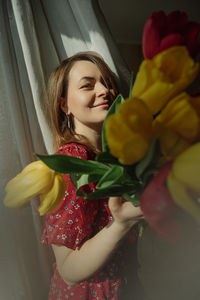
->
[93,101,110,108]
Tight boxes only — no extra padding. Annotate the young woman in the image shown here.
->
[41,51,144,299]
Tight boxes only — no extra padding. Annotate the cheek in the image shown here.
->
[68,99,80,114]
[67,92,90,115]
[67,90,82,107]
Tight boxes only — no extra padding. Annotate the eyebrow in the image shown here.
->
[78,76,95,83]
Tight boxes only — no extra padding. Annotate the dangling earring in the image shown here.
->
[66,114,73,131]
[66,114,71,129]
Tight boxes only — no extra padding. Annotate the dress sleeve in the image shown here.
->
[41,143,98,250]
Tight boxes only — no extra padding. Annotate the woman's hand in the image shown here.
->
[52,197,143,285]
[108,197,144,228]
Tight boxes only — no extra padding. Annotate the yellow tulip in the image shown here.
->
[132,46,199,115]
[4,161,66,215]
[169,143,200,190]
[106,98,153,165]
[153,92,200,159]
[38,173,67,215]
[167,143,200,223]
[190,95,200,118]
[156,127,191,161]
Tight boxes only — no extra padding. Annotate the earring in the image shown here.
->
[66,114,70,129]
[66,114,73,131]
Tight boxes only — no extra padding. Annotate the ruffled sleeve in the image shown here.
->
[41,143,98,250]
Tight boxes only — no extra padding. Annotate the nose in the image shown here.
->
[96,82,109,97]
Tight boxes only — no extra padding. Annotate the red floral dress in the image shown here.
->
[41,143,140,300]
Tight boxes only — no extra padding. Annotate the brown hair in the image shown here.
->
[45,51,118,152]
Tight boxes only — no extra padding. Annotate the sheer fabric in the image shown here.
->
[0,0,130,299]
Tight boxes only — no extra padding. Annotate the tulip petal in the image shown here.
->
[106,114,133,158]
[142,10,166,59]
[189,95,200,118]
[4,161,54,208]
[140,81,173,114]
[119,135,150,165]
[166,11,188,33]
[155,93,200,141]
[159,33,182,53]
[38,174,66,216]
[171,143,200,191]
[154,125,190,160]
[154,46,198,83]
[118,98,153,133]
[167,173,200,224]
[132,46,199,115]
[143,10,200,59]
[106,99,153,165]
[142,18,160,59]
[132,59,169,103]
[184,22,200,57]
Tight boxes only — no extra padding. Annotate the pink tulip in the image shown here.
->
[142,10,200,59]
[140,162,180,240]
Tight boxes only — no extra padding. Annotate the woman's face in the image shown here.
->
[62,60,116,133]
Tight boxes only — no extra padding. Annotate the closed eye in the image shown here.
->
[81,83,94,89]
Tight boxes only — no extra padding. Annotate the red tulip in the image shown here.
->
[184,22,200,57]
[140,162,180,240]
[142,10,200,59]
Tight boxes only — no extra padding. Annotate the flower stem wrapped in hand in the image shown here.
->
[4,161,66,216]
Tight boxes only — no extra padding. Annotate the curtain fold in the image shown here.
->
[0,0,130,299]
[0,1,52,299]
[11,0,53,153]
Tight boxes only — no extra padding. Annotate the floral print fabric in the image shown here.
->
[41,143,138,300]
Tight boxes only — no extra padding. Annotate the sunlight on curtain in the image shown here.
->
[0,0,53,299]
[0,0,130,299]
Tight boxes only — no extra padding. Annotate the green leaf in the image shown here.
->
[128,71,136,98]
[122,176,145,206]
[69,173,81,189]
[70,173,97,189]
[102,93,124,152]
[135,137,159,180]
[95,151,119,164]
[123,183,144,206]
[36,153,109,175]
[76,174,92,189]
[122,192,139,206]
[76,173,102,189]
[96,165,130,189]
[78,183,136,199]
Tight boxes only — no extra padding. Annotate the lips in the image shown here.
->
[94,101,109,107]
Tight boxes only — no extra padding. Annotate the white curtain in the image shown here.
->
[0,0,130,299]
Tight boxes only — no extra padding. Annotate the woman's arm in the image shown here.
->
[52,197,143,286]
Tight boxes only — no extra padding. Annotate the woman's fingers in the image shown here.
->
[108,197,124,213]
[108,197,144,222]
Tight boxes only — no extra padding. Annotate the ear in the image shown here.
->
[60,97,70,114]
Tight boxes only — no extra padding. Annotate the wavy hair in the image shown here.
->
[44,51,118,152]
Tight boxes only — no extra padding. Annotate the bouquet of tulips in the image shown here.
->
[4,11,200,240]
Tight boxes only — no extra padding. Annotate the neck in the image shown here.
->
[74,121,102,152]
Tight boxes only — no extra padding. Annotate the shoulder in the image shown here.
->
[56,142,95,160]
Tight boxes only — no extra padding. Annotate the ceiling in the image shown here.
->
[99,0,200,44]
